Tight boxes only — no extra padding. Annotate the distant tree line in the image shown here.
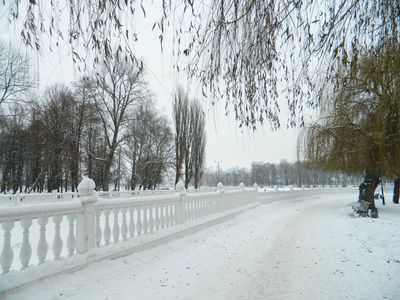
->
[0,42,206,194]
[201,160,361,188]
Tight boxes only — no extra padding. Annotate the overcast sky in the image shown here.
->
[0,2,302,171]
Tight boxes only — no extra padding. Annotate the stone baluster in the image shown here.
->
[95,211,102,247]
[136,206,142,235]
[169,203,174,225]
[112,208,120,243]
[164,203,170,227]
[199,199,205,218]
[103,209,111,245]
[149,205,154,234]
[159,204,165,229]
[194,201,198,219]
[52,215,63,260]
[67,214,77,256]
[154,205,160,231]
[76,177,98,253]
[20,219,32,270]
[171,204,175,225]
[121,207,128,241]
[185,201,190,220]
[1,220,15,274]
[128,207,135,238]
[37,217,49,265]
[142,206,149,234]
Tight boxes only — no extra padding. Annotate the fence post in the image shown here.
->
[253,183,259,204]
[52,190,57,202]
[217,182,225,212]
[240,182,245,206]
[175,180,186,224]
[76,177,98,254]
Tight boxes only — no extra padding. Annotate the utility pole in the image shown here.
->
[214,160,222,184]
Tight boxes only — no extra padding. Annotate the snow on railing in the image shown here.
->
[0,189,176,207]
[0,180,257,293]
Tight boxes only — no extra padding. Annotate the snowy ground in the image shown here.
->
[4,188,400,300]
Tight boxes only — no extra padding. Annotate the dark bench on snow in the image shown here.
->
[352,200,370,217]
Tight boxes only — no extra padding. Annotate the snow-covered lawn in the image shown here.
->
[4,189,400,299]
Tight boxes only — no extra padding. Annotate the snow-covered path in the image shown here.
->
[5,189,400,299]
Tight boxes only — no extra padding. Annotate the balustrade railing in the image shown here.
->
[0,189,176,207]
[0,180,257,293]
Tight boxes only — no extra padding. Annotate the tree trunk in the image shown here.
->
[102,152,115,192]
[358,171,380,209]
[393,176,400,204]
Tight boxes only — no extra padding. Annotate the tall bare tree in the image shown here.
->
[173,87,189,186]
[190,100,206,189]
[86,59,147,191]
[126,102,173,190]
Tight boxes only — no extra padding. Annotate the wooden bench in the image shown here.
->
[352,200,370,217]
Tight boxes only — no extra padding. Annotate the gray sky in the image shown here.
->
[0,2,301,171]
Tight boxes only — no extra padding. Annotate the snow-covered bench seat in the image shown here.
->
[351,200,370,217]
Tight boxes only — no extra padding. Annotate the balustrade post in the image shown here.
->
[20,219,32,270]
[142,206,149,234]
[67,214,77,255]
[121,207,128,241]
[103,209,111,245]
[95,211,102,247]
[37,217,49,265]
[128,207,135,238]
[175,180,186,224]
[149,205,154,234]
[112,208,120,243]
[52,215,63,260]
[1,220,15,274]
[154,205,160,231]
[76,177,98,254]
[136,206,142,235]
[52,190,57,202]
[217,182,225,212]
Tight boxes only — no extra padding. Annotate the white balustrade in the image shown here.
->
[0,178,259,294]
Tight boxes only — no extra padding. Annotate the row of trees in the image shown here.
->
[173,87,206,189]
[202,161,361,188]
[0,42,206,193]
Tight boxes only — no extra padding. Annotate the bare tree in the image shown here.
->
[126,102,173,190]
[86,59,147,191]
[0,40,35,105]
[190,100,206,189]
[173,87,189,186]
